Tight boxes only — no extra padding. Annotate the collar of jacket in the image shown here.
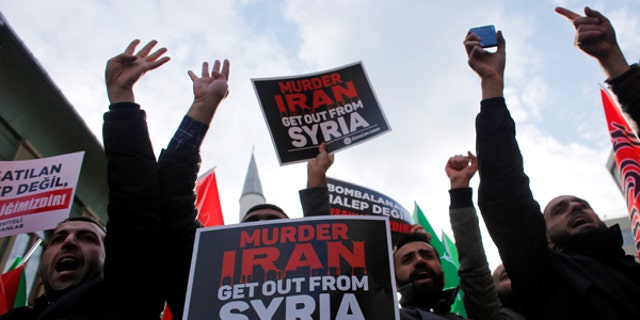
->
[558,224,626,259]
[398,284,459,314]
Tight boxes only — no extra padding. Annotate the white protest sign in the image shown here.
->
[0,151,84,237]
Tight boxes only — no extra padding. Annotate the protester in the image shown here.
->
[446,152,524,320]
[394,231,467,320]
[0,217,107,319]
[161,57,231,319]
[38,217,107,302]
[0,39,173,320]
[105,39,230,319]
[465,14,640,319]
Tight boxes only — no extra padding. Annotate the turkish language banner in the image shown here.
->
[324,177,414,245]
[183,216,399,320]
[252,61,391,165]
[0,152,84,237]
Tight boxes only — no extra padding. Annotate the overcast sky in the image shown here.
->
[2,0,639,270]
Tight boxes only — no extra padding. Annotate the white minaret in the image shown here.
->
[239,151,266,221]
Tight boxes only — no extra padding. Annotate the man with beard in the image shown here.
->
[394,232,467,320]
[465,7,640,319]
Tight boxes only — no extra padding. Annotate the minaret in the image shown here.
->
[239,151,266,221]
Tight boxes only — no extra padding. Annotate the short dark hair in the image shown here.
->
[244,203,289,218]
[57,216,107,234]
[394,232,440,261]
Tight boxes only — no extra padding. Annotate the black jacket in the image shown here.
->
[398,285,466,320]
[475,95,640,319]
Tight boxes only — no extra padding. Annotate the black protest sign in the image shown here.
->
[183,216,399,320]
[252,61,391,165]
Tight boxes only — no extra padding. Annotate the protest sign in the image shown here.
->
[252,61,391,165]
[183,216,399,320]
[0,152,84,237]
[322,177,413,245]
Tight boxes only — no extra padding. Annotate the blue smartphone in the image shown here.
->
[470,25,498,48]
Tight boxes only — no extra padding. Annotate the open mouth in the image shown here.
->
[56,257,80,273]
[413,271,431,282]
[570,216,590,228]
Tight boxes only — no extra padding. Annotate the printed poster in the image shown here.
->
[0,152,84,237]
[252,61,391,165]
[323,177,414,245]
[183,216,399,320]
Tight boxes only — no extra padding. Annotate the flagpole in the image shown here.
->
[18,238,43,268]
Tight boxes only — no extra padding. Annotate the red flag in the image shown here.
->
[601,86,640,257]
[161,304,172,320]
[0,264,25,313]
[195,167,225,227]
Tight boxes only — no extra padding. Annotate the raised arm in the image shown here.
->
[300,142,334,216]
[446,152,504,320]
[466,27,552,319]
[158,58,230,318]
[102,39,170,318]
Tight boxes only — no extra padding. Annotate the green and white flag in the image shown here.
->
[412,202,466,316]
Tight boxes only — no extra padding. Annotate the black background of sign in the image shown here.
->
[252,62,390,165]
[185,216,398,319]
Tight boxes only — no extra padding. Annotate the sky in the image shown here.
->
[2,0,639,270]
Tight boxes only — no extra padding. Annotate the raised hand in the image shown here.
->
[555,6,628,78]
[445,151,478,189]
[464,30,506,99]
[555,7,617,61]
[186,59,230,124]
[307,142,335,188]
[105,39,170,103]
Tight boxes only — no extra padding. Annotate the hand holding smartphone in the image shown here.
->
[469,25,498,48]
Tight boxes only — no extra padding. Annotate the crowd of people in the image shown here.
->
[2,4,640,320]
[395,5,640,320]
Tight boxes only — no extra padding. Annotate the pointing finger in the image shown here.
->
[555,6,581,21]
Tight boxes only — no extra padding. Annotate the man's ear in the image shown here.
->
[545,231,556,249]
